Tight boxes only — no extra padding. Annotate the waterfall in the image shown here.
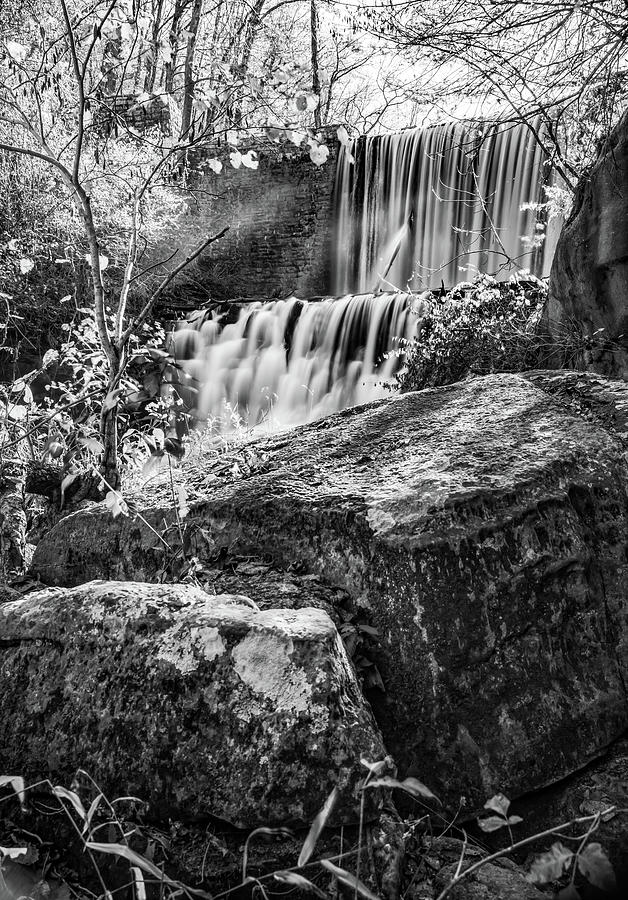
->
[172,292,426,432]
[177,120,557,433]
[333,120,558,294]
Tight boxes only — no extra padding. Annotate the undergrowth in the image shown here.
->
[0,769,623,900]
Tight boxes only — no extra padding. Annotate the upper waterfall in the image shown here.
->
[333,120,559,294]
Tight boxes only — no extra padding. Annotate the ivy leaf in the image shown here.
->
[11,843,38,865]
[5,40,28,62]
[360,758,389,777]
[478,815,510,833]
[0,846,30,859]
[483,793,511,817]
[207,158,223,174]
[141,453,164,479]
[7,404,27,420]
[528,842,574,884]
[240,150,259,170]
[19,257,34,274]
[229,150,242,169]
[309,144,329,167]
[266,126,285,142]
[104,490,129,518]
[577,842,616,893]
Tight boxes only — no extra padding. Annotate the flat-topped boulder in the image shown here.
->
[30,373,628,810]
[0,581,385,827]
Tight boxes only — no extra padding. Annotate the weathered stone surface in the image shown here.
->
[0,580,385,827]
[30,374,628,810]
[523,369,628,444]
[549,109,628,373]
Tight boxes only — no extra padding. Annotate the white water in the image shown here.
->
[173,292,425,432]
[333,120,560,294]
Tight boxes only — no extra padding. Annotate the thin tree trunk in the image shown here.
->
[100,362,122,491]
[180,0,204,140]
[0,460,26,578]
[311,0,321,129]
[233,0,266,124]
[144,0,165,93]
[164,0,187,94]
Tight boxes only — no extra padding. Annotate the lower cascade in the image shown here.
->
[172,291,425,431]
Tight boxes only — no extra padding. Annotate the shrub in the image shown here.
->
[396,274,553,392]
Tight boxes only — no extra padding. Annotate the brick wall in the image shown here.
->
[164,133,339,305]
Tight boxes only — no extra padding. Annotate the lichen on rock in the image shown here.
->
[0,580,385,827]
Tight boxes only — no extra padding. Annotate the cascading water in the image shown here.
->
[333,120,559,294]
[173,292,426,432]
[179,120,559,431]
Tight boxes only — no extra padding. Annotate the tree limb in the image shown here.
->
[120,226,230,344]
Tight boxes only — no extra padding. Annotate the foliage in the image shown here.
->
[0,0,337,486]
[0,766,622,898]
[396,274,549,391]
[393,273,611,393]
[0,305,182,477]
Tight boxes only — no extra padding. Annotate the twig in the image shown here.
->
[434,808,616,900]
[121,227,230,344]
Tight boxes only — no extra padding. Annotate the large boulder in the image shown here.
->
[549,109,628,372]
[30,373,628,810]
[0,580,385,827]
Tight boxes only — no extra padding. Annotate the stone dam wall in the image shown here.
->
[165,133,339,305]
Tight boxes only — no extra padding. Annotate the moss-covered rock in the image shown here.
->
[30,373,628,811]
[0,580,385,827]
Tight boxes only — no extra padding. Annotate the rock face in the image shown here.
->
[549,109,628,372]
[0,581,385,827]
[30,373,628,810]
